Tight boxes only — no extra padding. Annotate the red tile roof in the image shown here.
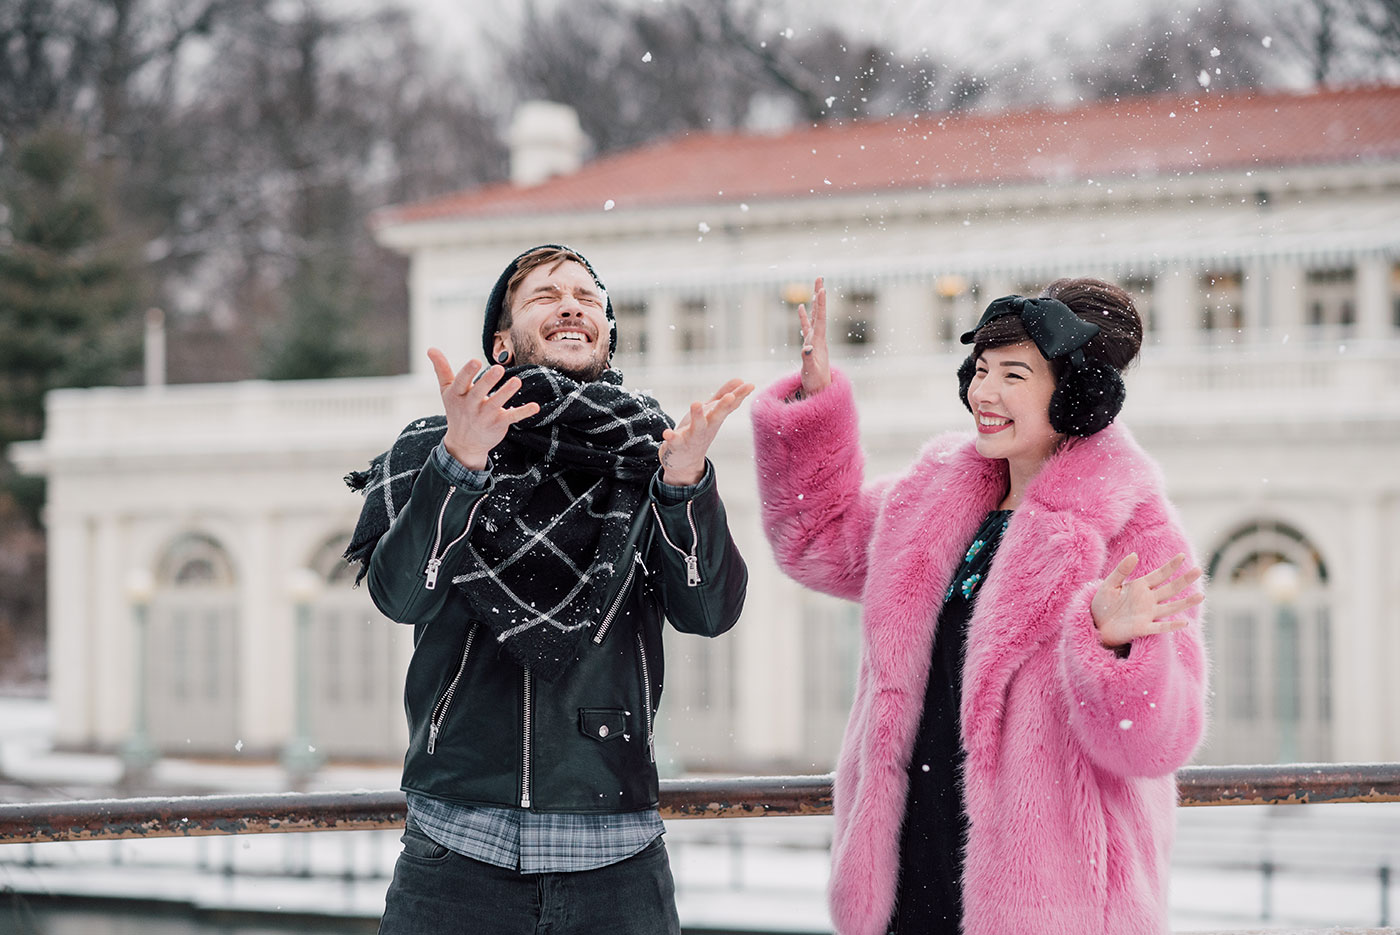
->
[377,85,1400,227]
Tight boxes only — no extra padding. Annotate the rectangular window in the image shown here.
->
[840,290,876,346]
[612,301,648,357]
[1200,271,1243,332]
[678,299,708,354]
[1303,268,1356,333]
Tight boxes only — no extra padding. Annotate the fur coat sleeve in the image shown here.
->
[749,369,893,603]
[751,370,1209,935]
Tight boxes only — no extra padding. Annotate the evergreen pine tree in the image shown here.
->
[0,124,142,450]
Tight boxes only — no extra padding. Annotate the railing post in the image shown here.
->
[281,569,326,785]
[1260,859,1274,921]
[1382,863,1392,927]
[120,569,159,782]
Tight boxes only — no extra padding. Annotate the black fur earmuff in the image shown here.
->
[957,295,1126,437]
[957,351,1124,437]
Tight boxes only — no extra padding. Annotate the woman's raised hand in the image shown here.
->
[798,277,830,398]
[1090,553,1204,648]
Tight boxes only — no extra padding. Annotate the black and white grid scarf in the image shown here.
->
[344,366,672,681]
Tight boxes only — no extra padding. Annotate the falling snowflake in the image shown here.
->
[642,52,652,63]
[1119,719,1133,730]
[603,199,615,211]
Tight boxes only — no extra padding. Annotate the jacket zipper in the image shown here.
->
[635,631,655,763]
[593,550,647,646]
[650,501,701,586]
[427,623,478,755]
[425,493,485,590]
[520,668,534,808]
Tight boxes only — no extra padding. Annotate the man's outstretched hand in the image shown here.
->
[658,379,755,486]
[428,347,539,470]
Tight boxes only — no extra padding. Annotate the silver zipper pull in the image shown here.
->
[685,554,700,587]
[648,732,656,763]
[427,722,439,755]
[425,559,442,590]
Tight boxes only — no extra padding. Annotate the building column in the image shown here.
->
[732,574,804,766]
[1266,263,1306,338]
[645,292,679,370]
[1242,262,1268,338]
[47,513,93,749]
[1332,495,1382,760]
[1380,494,1400,761]
[1152,268,1198,347]
[238,513,283,750]
[876,281,933,356]
[1355,257,1392,342]
[93,515,129,746]
[409,258,437,377]
[734,287,771,363]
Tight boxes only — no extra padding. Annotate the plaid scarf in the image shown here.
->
[344,366,672,680]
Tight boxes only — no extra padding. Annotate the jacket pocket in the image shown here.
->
[578,707,630,743]
[427,622,479,755]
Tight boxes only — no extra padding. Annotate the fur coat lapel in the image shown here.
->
[860,424,1159,767]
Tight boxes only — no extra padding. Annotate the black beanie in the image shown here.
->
[481,244,618,360]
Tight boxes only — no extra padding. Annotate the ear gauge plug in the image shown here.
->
[496,350,510,364]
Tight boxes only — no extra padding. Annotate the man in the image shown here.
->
[344,245,751,935]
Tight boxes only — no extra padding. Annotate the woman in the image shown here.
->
[750,277,1207,935]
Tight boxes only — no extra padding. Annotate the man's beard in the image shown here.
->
[511,328,608,382]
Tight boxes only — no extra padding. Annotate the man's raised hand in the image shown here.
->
[659,378,755,487]
[428,347,539,471]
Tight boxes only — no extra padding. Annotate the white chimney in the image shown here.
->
[143,307,166,389]
[508,101,587,187]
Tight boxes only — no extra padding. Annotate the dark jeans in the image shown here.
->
[378,822,681,935]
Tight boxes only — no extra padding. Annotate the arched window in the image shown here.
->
[300,532,408,759]
[160,533,236,589]
[1200,521,1331,765]
[149,533,239,753]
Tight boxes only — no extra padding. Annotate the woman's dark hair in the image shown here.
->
[971,278,1143,382]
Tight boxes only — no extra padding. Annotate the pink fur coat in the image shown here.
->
[751,370,1207,935]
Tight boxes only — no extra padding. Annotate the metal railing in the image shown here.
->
[2,762,1398,845]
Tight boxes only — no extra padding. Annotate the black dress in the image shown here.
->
[889,509,1012,935]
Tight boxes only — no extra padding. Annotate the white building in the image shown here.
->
[14,84,1400,773]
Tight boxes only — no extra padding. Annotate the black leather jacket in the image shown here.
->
[367,454,747,813]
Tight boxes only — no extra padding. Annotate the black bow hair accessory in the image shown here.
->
[956,295,1125,437]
